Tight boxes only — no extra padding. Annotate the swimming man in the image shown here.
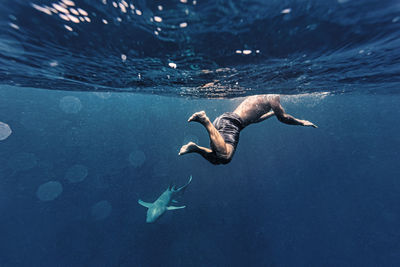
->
[179,94,317,165]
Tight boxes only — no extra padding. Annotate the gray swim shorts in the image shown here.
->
[212,112,244,150]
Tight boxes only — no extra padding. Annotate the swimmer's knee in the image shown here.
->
[215,152,233,164]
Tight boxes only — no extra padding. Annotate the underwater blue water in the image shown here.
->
[1,0,400,266]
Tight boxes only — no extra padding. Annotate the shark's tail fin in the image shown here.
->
[174,175,192,194]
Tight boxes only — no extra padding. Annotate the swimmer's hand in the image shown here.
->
[302,120,318,128]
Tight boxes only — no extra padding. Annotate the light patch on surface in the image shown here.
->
[91,200,112,220]
[130,4,135,9]
[64,25,73,31]
[53,3,69,14]
[235,50,242,54]
[281,8,291,14]
[154,31,159,35]
[49,7,58,13]
[392,16,399,23]
[49,61,58,67]
[243,50,252,55]
[128,150,146,167]
[179,22,188,28]
[8,152,37,171]
[59,96,82,114]
[84,16,91,22]
[168,62,177,69]
[31,4,52,15]
[65,164,88,183]
[102,19,108,24]
[69,8,79,15]
[121,54,127,62]
[36,181,63,201]
[59,13,70,21]
[67,14,80,23]
[154,16,162,22]
[180,0,188,3]
[112,2,118,8]
[77,8,88,16]
[135,9,142,15]
[0,122,12,141]
[62,0,75,6]
[119,3,127,13]
[158,5,163,11]
[9,23,19,30]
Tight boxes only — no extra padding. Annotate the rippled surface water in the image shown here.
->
[1,0,399,97]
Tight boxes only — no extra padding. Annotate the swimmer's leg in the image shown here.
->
[187,111,233,159]
[179,142,218,164]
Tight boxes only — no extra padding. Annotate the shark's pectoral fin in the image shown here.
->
[138,199,152,208]
[167,205,186,210]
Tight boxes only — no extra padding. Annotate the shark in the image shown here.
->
[138,175,192,223]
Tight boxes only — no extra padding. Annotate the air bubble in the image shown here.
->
[128,150,146,167]
[59,96,82,114]
[36,181,63,201]
[0,122,12,141]
[91,200,112,220]
[65,164,88,183]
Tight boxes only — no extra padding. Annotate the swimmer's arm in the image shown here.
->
[271,102,318,128]
[255,111,275,123]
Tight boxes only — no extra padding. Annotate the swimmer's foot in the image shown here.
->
[179,142,198,155]
[188,111,208,124]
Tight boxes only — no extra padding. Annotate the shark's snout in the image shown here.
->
[146,216,155,223]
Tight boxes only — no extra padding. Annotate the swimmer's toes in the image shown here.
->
[188,111,206,123]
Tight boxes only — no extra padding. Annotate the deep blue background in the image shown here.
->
[0,86,399,266]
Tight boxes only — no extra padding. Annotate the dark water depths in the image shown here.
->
[1,0,399,97]
[0,86,399,266]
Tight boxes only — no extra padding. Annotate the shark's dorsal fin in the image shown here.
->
[167,205,186,210]
[138,199,152,208]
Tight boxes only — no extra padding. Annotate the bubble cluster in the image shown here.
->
[59,96,82,114]
[36,181,63,201]
[91,200,112,220]
[65,164,88,183]
[128,150,146,167]
[0,122,12,141]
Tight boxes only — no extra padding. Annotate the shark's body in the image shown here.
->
[138,176,192,223]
